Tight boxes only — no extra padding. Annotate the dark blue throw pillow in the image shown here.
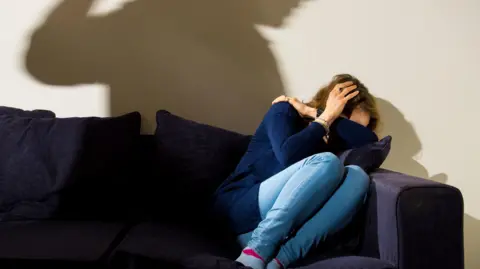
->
[0,106,55,118]
[337,135,392,173]
[0,112,141,221]
[153,110,250,220]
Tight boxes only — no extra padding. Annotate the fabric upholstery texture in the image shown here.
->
[153,110,250,221]
[0,106,55,118]
[0,112,141,221]
[0,221,126,261]
[57,112,142,220]
[114,222,239,264]
[360,169,464,269]
[181,255,395,269]
[336,136,392,173]
[0,114,87,220]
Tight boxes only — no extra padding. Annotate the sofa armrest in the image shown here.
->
[360,169,464,269]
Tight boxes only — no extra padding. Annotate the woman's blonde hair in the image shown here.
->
[306,74,380,131]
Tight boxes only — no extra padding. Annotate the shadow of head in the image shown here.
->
[376,98,422,159]
[122,0,304,26]
[375,98,431,178]
[24,0,303,133]
[254,0,305,27]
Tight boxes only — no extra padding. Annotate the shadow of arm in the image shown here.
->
[45,0,96,23]
[24,0,99,85]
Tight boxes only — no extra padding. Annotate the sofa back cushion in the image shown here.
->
[0,106,55,118]
[152,110,250,221]
[0,112,141,221]
[336,136,392,173]
[58,112,142,220]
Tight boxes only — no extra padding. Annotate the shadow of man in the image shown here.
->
[24,0,302,133]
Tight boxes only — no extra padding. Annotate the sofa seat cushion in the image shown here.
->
[182,255,396,269]
[297,256,395,269]
[114,222,239,265]
[0,221,127,261]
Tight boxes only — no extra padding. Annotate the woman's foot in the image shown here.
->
[235,248,265,269]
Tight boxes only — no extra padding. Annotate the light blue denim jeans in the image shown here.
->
[237,152,370,267]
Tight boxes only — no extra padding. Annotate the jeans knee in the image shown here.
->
[305,152,340,167]
[345,165,370,190]
[304,152,343,181]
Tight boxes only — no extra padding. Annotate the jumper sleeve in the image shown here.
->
[331,117,378,148]
[265,102,328,167]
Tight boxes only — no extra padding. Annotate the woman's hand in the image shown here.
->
[272,95,290,104]
[272,95,316,118]
[320,81,359,125]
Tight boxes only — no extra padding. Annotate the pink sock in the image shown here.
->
[243,248,264,261]
[274,258,284,269]
[236,248,265,269]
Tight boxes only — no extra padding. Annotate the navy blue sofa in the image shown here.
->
[0,109,464,269]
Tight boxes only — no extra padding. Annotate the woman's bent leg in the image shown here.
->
[236,156,314,248]
[271,165,370,268]
[237,152,344,268]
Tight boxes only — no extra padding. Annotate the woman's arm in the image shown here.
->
[265,102,328,167]
[266,81,362,164]
[331,117,378,148]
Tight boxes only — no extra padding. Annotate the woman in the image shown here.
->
[213,74,380,269]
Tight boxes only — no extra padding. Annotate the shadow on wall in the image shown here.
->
[464,214,480,269]
[376,98,447,182]
[24,0,303,134]
[377,98,480,269]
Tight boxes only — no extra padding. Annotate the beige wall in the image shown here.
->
[1,0,478,268]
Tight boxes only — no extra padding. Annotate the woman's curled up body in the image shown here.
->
[213,74,381,269]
